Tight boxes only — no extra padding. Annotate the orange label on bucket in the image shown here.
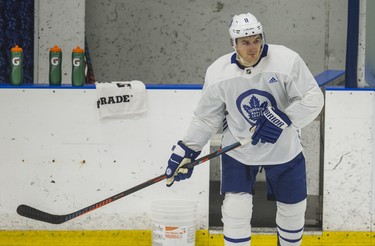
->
[152,223,195,246]
[165,226,186,239]
[165,226,179,231]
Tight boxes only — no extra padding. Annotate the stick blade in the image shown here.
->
[17,204,66,224]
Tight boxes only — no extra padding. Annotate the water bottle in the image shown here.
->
[49,45,62,86]
[10,45,23,85]
[71,46,85,86]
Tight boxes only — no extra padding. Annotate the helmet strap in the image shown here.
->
[235,45,264,68]
[236,52,257,67]
[234,36,265,68]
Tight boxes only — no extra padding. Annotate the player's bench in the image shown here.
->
[315,69,345,87]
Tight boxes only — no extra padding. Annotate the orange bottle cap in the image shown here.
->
[50,45,61,52]
[73,46,84,53]
[11,45,23,52]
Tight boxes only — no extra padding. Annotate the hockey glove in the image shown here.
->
[165,141,201,187]
[251,106,292,145]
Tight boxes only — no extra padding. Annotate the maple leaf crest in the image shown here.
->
[243,96,268,121]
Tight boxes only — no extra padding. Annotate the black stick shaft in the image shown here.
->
[17,137,251,224]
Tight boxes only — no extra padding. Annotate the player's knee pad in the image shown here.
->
[221,192,253,245]
[276,199,306,246]
[222,192,253,226]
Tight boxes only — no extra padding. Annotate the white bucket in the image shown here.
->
[151,200,197,246]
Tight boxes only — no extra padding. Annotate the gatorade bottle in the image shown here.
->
[49,45,62,86]
[10,45,23,85]
[71,46,85,86]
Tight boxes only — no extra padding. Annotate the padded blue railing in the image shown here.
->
[0,70,345,90]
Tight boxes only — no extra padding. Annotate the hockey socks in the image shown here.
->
[276,199,306,246]
[222,193,253,245]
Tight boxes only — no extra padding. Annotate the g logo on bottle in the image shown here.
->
[73,58,80,67]
[12,57,20,66]
[51,57,59,65]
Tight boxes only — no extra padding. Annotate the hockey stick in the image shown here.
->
[17,137,252,224]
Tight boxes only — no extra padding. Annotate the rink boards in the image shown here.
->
[0,86,375,245]
[0,85,209,231]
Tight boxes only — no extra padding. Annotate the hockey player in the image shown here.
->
[165,12,324,246]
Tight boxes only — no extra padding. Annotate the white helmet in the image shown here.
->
[229,13,263,47]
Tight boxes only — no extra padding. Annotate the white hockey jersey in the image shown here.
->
[183,44,324,165]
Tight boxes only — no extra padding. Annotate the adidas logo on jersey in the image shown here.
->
[268,76,278,83]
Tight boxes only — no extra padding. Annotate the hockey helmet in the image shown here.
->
[229,13,263,47]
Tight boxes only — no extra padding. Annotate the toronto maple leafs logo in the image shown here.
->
[236,89,277,126]
[243,96,268,121]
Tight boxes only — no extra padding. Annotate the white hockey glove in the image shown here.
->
[165,141,201,187]
[251,106,292,145]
